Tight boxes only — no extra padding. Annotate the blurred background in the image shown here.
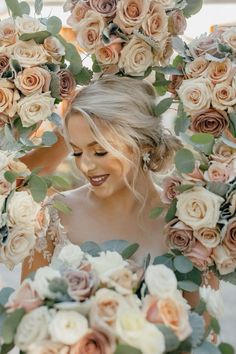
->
[0,0,236,350]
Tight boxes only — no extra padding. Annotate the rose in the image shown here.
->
[222,27,236,52]
[64,0,81,12]
[182,161,205,183]
[105,267,138,295]
[14,67,51,96]
[207,58,233,84]
[17,92,54,127]
[154,0,176,9]
[211,141,236,164]
[0,150,16,171]
[49,310,88,345]
[95,38,122,66]
[167,73,184,95]
[190,108,229,137]
[33,266,61,299]
[6,278,42,312]
[15,306,49,351]
[64,269,98,301]
[35,207,50,237]
[145,264,177,298]
[212,82,236,111]
[176,186,224,230]
[204,162,234,183]
[0,79,20,117]
[0,226,36,270]
[15,15,46,34]
[185,57,209,78]
[43,36,65,62]
[76,10,105,53]
[188,32,219,58]
[58,244,85,268]
[0,53,10,76]
[155,35,173,66]
[116,308,165,354]
[8,158,30,175]
[0,18,17,46]
[90,0,117,17]
[0,194,6,226]
[161,176,181,204]
[200,285,224,319]
[0,173,12,195]
[194,227,221,248]
[118,37,153,76]
[165,219,196,252]
[67,2,89,26]
[168,10,187,36]
[27,341,69,354]
[114,0,149,34]
[185,240,212,270]
[142,2,168,41]
[221,217,236,255]
[57,70,76,99]
[12,40,48,68]
[70,330,112,354]
[177,78,212,113]
[212,244,236,275]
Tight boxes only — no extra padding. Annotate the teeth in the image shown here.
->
[91,176,106,182]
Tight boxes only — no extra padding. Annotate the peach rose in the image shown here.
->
[211,141,236,164]
[69,330,112,354]
[67,2,89,27]
[113,0,149,34]
[12,40,48,68]
[155,35,173,66]
[57,70,76,99]
[15,15,46,34]
[90,0,117,17]
[222,217,236,255]
[118,37,153,76]
[161,176,181,204]
[0,78,20,117]
[212,244,236,275]
[43,36,65,63]
[190,108,229,137]
[28,341,69,354]
[207,58,233,84]
[6,278,43,312]
[76,10,105,53]
[15,67,51,96]
[194,227,221,248]
[185,240,212,270]
[0,53,10,76]
[204,162,234,183]
[185,57,209,78]
[95,38,122,66]
[168,10,187,36]
[0,18,17,46]
[212,81,236,111]
[222,27,236,53]
[142,2,168,41]
[188,32,219,59]
[165,219,196,252]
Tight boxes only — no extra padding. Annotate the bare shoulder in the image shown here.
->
[52,184,90,206]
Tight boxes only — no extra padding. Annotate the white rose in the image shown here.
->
[118,37,153,76]
[17,92,54,127]
[7,190,41,227]
[15,306,49,351]
[12,40,48,68]
[33,266,61,299]
[0,225,36,270]
[49,310,88,345]
[87,251,128,282]
[222,27,236,52]
[116,308,165,354]
[58,244,84,269]
[154,0,176,9]
[145,264,177,298]
[177,78,212,113]
[15,15,46,34]
[200,285,224,319]
[43,36,65,63]
[0,18,17,46]
[142,2,168,41]
[176,186,224,230]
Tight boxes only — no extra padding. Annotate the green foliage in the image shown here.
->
[183,0,203,18]
[49,277,68,295]
[114,345,142,354]
[0,288,14,306]
[47,16,62,35]
[218,343,235,354]
[155,98,174,116]
[4,171,18,184]
[194,299,207,316]
[50,72,61,99]
[156,324,180,352]
[75,67,93,85]
[229,112,236,138]
[121,243,139,259]
[48,112,62,127]
[0,343,15,354]
[28,175,48,203]
[206,182,229,198]
[5,0,22,17]
[175,148,195,174]
[19,31,51,44]
[210,317,220,335]
[153,254,174,270]
[101,240,131,254]
[178,280,199,292]
[190,133,214,155]
[153,66,183,75]
[174,110,189,136]
[173,255,193,273]
[92,55,102,73]
[1,309,25,344]
[165,199,177,223]
[19,1,30,15]
[35,0,43,15]
[10,59,21,74]
[149,206,164,219]
[189,312,205,348]
[42,131,58,146]
[52,200,72,214]
[80,241,101,256]
[153,72,171,96]
[51,175,71,190]
[193,341,221,354]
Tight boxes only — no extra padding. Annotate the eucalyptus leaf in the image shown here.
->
[156,324,180,352]
[42,131,58,146]
[52,201,72,214]
[165,199,177,223]
[19,31,51,44]
[19,1,30,15]
[176,184,193,193]
[155,97,174,116]
[3,171,18,184]
[92,55,102,73]
[183,0,203,18]
[80,241,101,256]
[48,112,62,127]
[49,277,68,295]
[51,175,71,189]
[0,343,15,354]
[218,343,235,354]
[143,253,151,270]
[174,148,195,173]
[101,240,130,254]
[149,206,164,219]
[153,254,174,269]
[69,60,82,76]
[174,113,189,135]
[193,341,221,354]
[35,0,43,15]
[210,317,220,335]
[206,182,229,198]
[114,344,142,354]
[172,55,184,68]
[47,16,62,35]
[0,288,14,306]
[194,299,207,316]
[174,255,193,273]
[229,112,236,136]
[28,175,48,203]
[121,243,139,259]
[2,309,25,344]
[50,72,61,99]
[190,133,214,155]
[189,312,205,348]
[75,67,93,85]
[178,280,199,292]
[64,43,80,62]
[153,65,183,75]
[5,0,22,17]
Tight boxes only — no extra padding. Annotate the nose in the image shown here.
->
[78,153,96,175]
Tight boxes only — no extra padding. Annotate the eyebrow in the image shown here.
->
[69,141,99,149]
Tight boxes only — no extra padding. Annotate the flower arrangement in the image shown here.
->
[0,242,229,354]
[63,0,203,77]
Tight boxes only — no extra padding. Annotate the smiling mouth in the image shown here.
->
[89,174,109,187]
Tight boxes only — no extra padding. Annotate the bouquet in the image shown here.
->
[0,241,230,354]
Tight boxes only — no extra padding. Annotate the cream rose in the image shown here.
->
[118,37,153,76]
[0,18,17,46]
[33,266,61,299]
[95,39,122,66]
[222,27,236,53]
[142,2,168,41]
[76,10,105,53]
[49,310,88,345]
[15,306,49,351]
[12,40,48,68]
[200,285,224,320]
[17,92,54,127]
[193,227,221,248]
[15,15,46,34]
[185,57,209,78]
[145,264,177,298]
[212,81,236,111]
[176,186,224,230]
[207,58,233,84]
[177,77,212,113]
[212,244,236,275]
[155,35,173,66]
[204,162,234,183]
[211,141,236,164]
[58,244,84,268]
[0,225,36,270]
[27,341,69,354]
[168,10,187,36]
[0,78,20,117]
[114,0,149,34]
[15,67,51,96]
[43,36,65,62]
[67,2,89,27]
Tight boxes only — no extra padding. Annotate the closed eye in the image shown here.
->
[95,151,108,156]
[72,152,82,157]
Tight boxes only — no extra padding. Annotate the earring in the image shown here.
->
[142,152,151,172]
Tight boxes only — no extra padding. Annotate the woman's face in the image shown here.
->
[67,113,137,199]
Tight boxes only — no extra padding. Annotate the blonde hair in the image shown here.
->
[64,76,181,206]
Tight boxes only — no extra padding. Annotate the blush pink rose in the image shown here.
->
[185,240,213,270]
[204,162,234,183]
[161,176,181,204]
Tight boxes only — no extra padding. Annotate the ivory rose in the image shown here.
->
[57,70,76,99]
[114,0,149,34]
[145,264,177,298]
[212,82,236,111]
[161,176,181,204]
[58,244,84,268]
[168,10,187,36]
[200,285,224,320]
[33,266,61,299]
[0,78,20,117]
[207,58,233,84]
[212,244,236,275]
[155,35,173,66]
[14,67,51,96]
[165,219,196,252]
[49,310,88,345]
[12,40,48,67]
[90,0,117,17]
[0,53,10,76]
[17,92,54,127]
[28,341,69,354]
[105,267,138,295]
[118,37,153,76]
[185,241,212,270]
[0,18,17,46]
[15,15,46,34]
[142,2,168,41]
[194,227,221,248]
[43,36,65,62]
[185,57,209,78]
[177,78,212,113]
[67,2,89,26]
[222,217,236,255]
[15,306,49,351]
[211,141,236,164]
[204,162,235,183]
[76,10,105,53]
[190,108,229,137]
[222,27,236,52]
[70,330,112,354]
[176,186,224,230]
